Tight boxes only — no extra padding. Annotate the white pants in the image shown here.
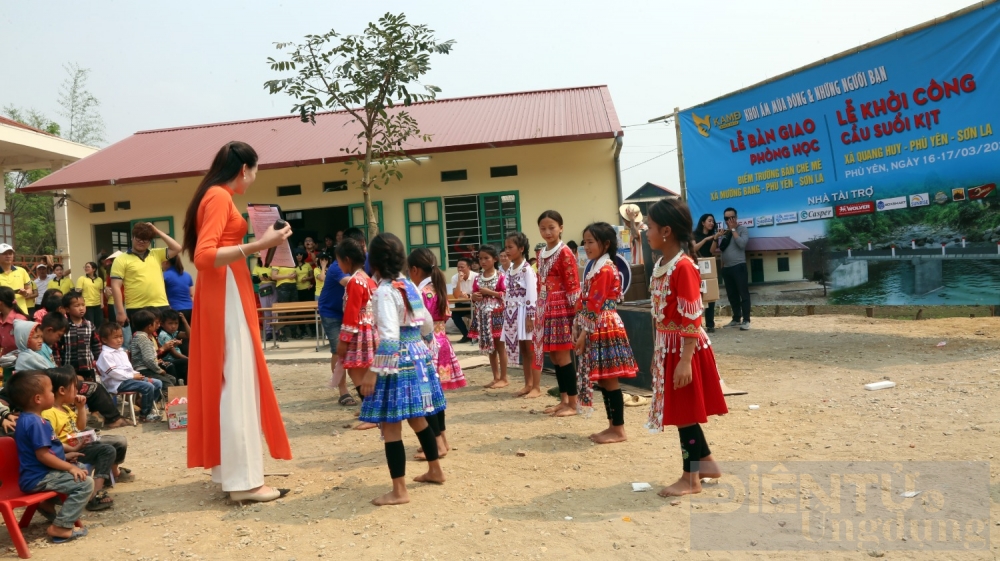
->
[211,268,264,492]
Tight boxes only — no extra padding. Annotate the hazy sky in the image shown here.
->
[1,0,975,197]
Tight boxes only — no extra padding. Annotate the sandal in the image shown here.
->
[338,393,358,406]
[85,490,114,511]
[50,527,88,544]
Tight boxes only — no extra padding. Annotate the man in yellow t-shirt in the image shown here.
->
[109,222,182,328]
[0,244,35,313]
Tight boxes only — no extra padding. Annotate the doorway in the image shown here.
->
[93,221,131,261]
[750,258,765,283]
[282,205,352,252]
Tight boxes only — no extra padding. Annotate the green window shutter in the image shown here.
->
[348,201,384,240]
[404,198,446,265]
[478,191,520,248]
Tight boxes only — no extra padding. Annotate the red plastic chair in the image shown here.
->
[0,436,79,559]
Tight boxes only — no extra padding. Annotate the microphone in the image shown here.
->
[263,219,288,268]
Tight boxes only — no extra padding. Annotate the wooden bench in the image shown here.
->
[258,301,323,351]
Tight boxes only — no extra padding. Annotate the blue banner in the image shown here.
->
[680,4,1000,305]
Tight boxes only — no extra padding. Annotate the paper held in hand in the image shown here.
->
[246,204,294,267]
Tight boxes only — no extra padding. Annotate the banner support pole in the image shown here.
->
[672,107,687,201]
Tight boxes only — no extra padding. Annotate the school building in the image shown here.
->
[23,86,625,277]
[1,116,98,262]
[744,237,808,283]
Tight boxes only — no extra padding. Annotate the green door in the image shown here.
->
[348,202,384,240]
[750,258,765,283]
[478,192,520,248]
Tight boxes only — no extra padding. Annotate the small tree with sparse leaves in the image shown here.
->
[264,12,454,240]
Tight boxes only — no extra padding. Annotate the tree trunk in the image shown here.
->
[362,135,379,241]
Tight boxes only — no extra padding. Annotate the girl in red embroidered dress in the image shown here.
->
[574,222,638,444]
[534,210,581,417]
[645,198,727,497]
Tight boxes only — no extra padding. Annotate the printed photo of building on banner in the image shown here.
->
[678,2,1000,306]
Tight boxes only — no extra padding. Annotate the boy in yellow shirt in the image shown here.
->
[41,366,131,511]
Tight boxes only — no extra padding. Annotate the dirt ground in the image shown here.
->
[5,315,999,560]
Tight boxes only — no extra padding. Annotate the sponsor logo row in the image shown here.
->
[736,183,996,227]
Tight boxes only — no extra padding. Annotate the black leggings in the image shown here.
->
[85,383,122,425]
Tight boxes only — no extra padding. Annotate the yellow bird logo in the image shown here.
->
[692,113,711,137]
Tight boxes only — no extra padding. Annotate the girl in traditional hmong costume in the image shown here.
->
[574,222,638,443]
[360,233,447,506]
[502,232,540,398]
[469,244,508,389]
[644,198,728,497]
[408,247,464,459]
[335,238,379,430]
[534,210,582,417]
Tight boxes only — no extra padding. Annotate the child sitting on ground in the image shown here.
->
[42,366,129,511]
[156,309,187,385]
[9,370,93,543]
[97,322,163,422]
[60,291,102,382]
[13,318,60,372]
[128,309,177,393]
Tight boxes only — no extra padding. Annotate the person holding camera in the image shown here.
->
[717,207,751,330]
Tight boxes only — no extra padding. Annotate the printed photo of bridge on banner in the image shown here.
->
[678,2,1000,305]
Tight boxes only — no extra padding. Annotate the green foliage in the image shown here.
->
[2,64,105,257]
[57,63,105,146]
[1,106,62,255]
[825,197,1000,249]
[264,12,454,239]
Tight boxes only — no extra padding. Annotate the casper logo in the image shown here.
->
[909,193,930,207]
[876,196,907,211]
[800,207,834,221]
[775,212,799,224]
[756,215,774,227]
[737,217,754,228]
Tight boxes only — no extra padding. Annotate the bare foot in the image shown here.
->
[523,388,542,399]
[543,402,564,414]
[105,418,129,429]
[414,442,449,461]
[413,468,445,484]
[696,457,722,479]
[484,380,498,388]
[354,422,378,431]
[492,379,509,389]
[658,475,702,497]
[590,427,627,444]
[372,490,410,506]
[553,407,577,418]
[513,386,530,397]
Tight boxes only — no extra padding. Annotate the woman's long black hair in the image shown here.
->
[183,141,258,259]
[695,213,715,235]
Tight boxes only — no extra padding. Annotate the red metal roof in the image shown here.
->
[745,237,810,252]
[0,116,54,136]
[24,85,622,192]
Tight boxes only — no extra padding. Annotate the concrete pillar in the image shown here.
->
[911,258,943,295]
[53,190,72,269]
